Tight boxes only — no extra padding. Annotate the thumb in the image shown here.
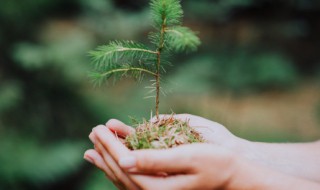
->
[106,119,135,138]
[118,147,193,174]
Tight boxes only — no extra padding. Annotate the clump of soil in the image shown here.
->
[125,115,205,150]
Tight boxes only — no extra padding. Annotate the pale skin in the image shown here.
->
[84,114,320,190]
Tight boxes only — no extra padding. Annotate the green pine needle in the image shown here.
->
[89,40,157,71]
[150,0,183,28]
[88,0,201,111]
[166,26,201,52]
[89,63,158,86]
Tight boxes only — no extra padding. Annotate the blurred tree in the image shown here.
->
[0,0,113,189]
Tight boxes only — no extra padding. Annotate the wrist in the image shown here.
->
[223,137,255,160]
[230,138,264,162]
[229,138,274,174]
[223,151,254,190]
[224,153,276,190]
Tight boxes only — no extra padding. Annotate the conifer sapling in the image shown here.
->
[89,0,204,149]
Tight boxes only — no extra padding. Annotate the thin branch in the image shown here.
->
[100,68,157,77]
[144,96,156,99]
[104,48,158,56]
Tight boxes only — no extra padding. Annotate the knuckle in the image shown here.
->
[95,125,106,130]
[106,119,117,126]
[139,157,156,170]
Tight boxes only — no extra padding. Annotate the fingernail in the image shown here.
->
[89,133,95,144]
[84,155,94,164]
[119,156,136,169]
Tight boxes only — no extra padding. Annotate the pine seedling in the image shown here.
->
[89,0,204,149]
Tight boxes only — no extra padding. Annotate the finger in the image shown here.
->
[92,129,136,189]
[89,132,96,144]
[84,149,130,190]
[120,145,194,173]
[106,119,135,138]
[118,138,126,144]
[93,125,130,160]
[130,174,196,190]
[84,149,117,182]
[95,142,140,190]
[90,130,126,145]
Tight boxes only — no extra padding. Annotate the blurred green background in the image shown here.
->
[0,0,320,189]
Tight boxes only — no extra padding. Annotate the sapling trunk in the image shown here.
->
[155,51,160,121]
[154,12,167,121]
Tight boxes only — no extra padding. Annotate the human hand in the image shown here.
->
[103,114,244,150]
[121,143,238,190]
[155,114,242,148]
[84,114,245,189]
[84,121,139,190]
[85,125,238,190]
[85,118,319,190]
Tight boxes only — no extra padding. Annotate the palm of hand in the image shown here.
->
[158,114,238,147]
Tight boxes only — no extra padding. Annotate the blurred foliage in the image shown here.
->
[211,51,298,93]
[167,51,298,94]
[0,0,319,189]
[81,170,117,190]
[184,0,254,21]
[0,137,84,186]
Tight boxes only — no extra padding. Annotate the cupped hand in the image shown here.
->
[85,125,238,190]
[84,115,320,190]
[84,123,139,190]
[103,114,242,149]
[123,143,237,190]
[155,114,241,148]
[84,114,244,190]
